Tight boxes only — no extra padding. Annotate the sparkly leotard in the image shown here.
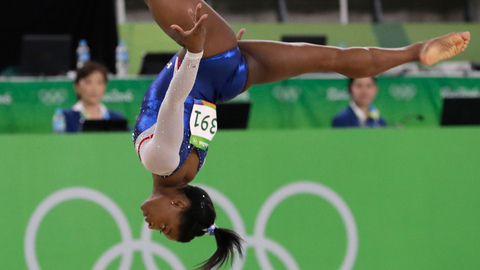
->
[133,47,248,176]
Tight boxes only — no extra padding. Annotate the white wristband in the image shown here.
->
[185,50,204,61]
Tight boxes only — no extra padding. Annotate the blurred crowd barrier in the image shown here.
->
[1,75,479,133]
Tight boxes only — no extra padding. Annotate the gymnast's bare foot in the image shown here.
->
[419,32,470,66]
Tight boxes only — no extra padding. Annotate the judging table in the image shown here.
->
[0,75,479,133]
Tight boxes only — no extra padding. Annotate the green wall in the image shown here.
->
[3,128,480,269]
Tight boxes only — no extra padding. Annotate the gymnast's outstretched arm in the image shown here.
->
[139,50,203,175]
[138,8,207,175]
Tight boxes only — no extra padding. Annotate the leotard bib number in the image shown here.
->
[190,100,217,150]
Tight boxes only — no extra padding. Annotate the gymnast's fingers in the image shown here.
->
[170,24,186,38]
[237,28,246,41]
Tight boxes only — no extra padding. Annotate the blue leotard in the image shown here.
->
[133,46,248,175]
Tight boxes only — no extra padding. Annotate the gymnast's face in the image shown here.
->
[74,71,106,106]
[350,77,378,108]
[140,195,189,241]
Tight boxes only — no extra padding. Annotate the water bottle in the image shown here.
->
[53,108,66,133]
[76,39,90,69]
[116,40,129,77]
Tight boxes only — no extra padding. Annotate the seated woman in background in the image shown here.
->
[332,77,387,128]
[54,61,128,132]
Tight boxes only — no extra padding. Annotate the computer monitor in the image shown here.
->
[81,119,129,132]
[281,35,327,45]
[139,52,176,75]
[21,34,72,76]
[216,102,251,129]
[440,97,480,126]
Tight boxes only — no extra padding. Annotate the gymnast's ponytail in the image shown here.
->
[199,225,243,270]
[177,185,244,270]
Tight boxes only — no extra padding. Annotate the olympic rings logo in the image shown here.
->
[37,88,69,106]
[25,181,358,269]
[388,84,418,101]
[272,86,302,103]
[0,92,13,105]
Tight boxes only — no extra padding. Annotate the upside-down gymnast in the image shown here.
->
[133,1,470,269]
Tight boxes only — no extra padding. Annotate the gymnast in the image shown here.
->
[134,1,470,269]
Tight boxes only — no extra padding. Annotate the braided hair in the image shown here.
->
[177,185,243,270]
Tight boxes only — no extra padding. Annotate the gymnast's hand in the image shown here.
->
[237,28,246,41]
[170,3,207,54]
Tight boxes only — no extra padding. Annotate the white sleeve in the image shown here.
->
[139,50,203,175]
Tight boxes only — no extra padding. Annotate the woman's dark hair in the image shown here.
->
[177,185,243,270]
[347,76,377,94]
[74,61,109,100]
